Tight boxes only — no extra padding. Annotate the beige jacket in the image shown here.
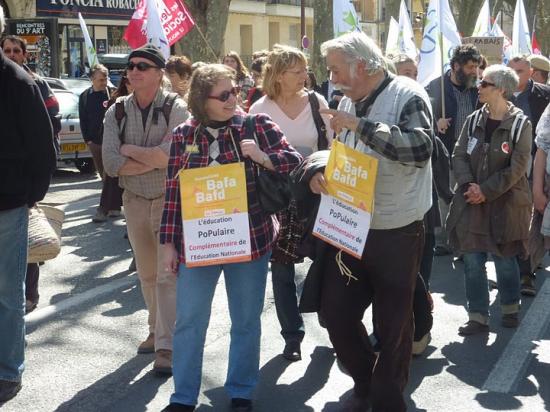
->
[102,88,188,199]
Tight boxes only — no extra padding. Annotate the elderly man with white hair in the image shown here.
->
[299,31,433,411]
[0,4,57,403]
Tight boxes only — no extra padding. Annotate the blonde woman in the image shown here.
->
[249,45,332,361]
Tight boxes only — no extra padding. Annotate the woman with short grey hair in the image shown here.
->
[447,64,533,335]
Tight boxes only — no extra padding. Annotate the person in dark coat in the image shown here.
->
[0,5,57,402]
[508,54,550,296]
[1,34,61,314]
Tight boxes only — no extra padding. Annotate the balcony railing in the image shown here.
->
[263,0,315,7]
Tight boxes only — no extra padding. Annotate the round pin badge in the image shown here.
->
[501,142,510,154]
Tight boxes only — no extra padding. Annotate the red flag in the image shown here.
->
[124,0,194,49]
[532,32,541,55]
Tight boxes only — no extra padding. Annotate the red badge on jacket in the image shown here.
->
[501,142,510,154]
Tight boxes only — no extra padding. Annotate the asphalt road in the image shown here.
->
[2,168,550,412]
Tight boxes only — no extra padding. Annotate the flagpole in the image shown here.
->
[192,23,219,61]
[438,2,446,120]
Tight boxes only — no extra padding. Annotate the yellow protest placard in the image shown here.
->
[313,141,379,258]
[178,163,251,267]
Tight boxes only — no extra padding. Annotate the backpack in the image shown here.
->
[467,108,527,148]
[115,92,179,143]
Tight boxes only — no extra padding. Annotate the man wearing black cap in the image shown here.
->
[102,44,189,375]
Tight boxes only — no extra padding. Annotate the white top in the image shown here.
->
[249,92,333,157]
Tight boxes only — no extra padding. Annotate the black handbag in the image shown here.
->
[245,116,292,214]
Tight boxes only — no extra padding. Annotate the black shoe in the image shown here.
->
[434,244,452,256]
[161,403,195,412]
[282,341,301,362]
[502,313,520,328]
[458,320,489,336]
[231,398,252,412]
[520,275,536,296]
[341,393,371,411]
[0,380,22,403]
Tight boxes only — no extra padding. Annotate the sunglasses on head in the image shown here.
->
[479,80,496,88]
[208,87,239,102]
[127,61,158,71]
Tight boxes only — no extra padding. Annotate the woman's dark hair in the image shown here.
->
[250,56,267,74]
[306,69,318,90]
[188,64,235,124]
[108,70,130,106]
[222,51,249,81]
[0,35,26,53]
[450,44,482,69]
[166,55,193,79]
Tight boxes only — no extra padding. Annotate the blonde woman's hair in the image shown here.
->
[262,44,308,99]
[188,64,235,124]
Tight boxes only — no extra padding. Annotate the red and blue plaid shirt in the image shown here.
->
[160,110,303,264]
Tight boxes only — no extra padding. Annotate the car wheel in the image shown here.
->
[74,159,96,174]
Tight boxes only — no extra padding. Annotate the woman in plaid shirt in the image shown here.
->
[160,64,301,412]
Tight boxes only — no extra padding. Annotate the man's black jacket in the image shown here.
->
[0,51,56,211]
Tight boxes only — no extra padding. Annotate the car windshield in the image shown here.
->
[55,91,79,119]
[62,79,91,96]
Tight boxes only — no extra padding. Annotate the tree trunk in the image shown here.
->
[311,0,332,83]
[174,0,231,63]
[452,0,484,37]
[536,0,550,55]
[384,0,401,44]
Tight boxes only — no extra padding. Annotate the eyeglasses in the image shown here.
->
[3,48,22,54]
[479,80,496,88]
[127,61,158,71]
[208,87,239,102]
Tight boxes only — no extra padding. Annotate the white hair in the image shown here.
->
[0,5,5,35]
[320,31,386,75]
[484,64,519,100]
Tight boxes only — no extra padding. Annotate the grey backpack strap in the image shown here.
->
[468,109,482,137]
[511,114,527,146]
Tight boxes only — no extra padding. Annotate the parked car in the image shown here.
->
[45,77,115,96]
[54,89,95,174]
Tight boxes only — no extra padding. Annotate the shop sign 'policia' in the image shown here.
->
[47,0,138,8]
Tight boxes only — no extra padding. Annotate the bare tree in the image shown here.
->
[311,0,332,82]
[174,0,232,63]
[451,0,484,37]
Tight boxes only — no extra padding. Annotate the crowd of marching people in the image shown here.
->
[3,2,550,410]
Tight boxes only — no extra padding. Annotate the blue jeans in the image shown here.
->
[463,252,521,319]
[170,253,269,406]
[0,206,28,382]
[271,262,304,344]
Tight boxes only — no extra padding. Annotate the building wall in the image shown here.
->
[225,0,313,66]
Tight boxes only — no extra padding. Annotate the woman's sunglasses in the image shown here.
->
[207,87,239,102]
[479,80,496,88]
[127,61,158,71]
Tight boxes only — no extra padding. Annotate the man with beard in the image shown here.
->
[426,44,480,255]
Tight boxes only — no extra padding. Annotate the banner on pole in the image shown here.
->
[124,0,194,51]
[462,37,504,64]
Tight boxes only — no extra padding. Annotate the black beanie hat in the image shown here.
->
[128,43,166,69]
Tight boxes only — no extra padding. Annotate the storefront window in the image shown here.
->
[108,26,131,54]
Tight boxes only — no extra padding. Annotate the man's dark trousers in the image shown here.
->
[320,220,424,412]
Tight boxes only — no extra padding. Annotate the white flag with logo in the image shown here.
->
[78,13,98,70]
[333,0,361,37]
[491,13,513,64]
[386,17,400,56]
[146,0,170,59]
[417,0,461,86]
[472,0,492,37]
[398,0,418,60]
[512,0,531,55]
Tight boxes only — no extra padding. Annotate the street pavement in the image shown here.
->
[2,168,550,412]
